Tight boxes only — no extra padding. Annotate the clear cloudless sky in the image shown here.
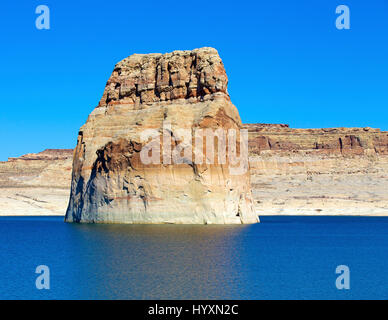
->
[0,0,387,160]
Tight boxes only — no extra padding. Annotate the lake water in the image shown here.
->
[0,216,387,299]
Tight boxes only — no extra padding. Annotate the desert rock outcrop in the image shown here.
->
[65,47,258,224]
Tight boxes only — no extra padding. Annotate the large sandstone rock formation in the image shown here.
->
[65,47,258,224]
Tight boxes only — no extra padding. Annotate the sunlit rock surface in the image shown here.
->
[65,48,258,224]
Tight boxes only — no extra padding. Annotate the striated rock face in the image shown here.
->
[245,124,388,216]
[65,47,258,224]
[0,150,72,216]
[7,149,73,162]
[245,124,388,156]
[98,49,228,106]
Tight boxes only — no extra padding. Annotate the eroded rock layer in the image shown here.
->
[65,47,257,224]
[245,124,388,216]
[245,124,388,156]
[0,150,72,216]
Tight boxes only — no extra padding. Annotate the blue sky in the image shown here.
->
[0,0,387,160]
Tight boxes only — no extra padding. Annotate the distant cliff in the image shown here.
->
[243,124,388,216]
[7,149,73,162]
[0,149,72,216]
[245,124,388,156]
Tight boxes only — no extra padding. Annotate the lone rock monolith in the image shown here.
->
[65,47,258,224]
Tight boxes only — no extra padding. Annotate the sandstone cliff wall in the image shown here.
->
[0,150,72,215]
[245,124,388,156]
[244,124,388,216]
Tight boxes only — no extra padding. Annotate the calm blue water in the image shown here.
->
[0,216,387,300]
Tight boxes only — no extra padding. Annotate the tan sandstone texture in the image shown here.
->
[246,124,388,215]
[0,149,73,215]
[64,47,258,224]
